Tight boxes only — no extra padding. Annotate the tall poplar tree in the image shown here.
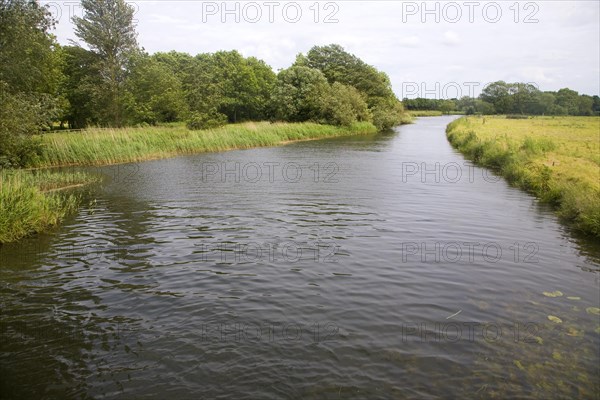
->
[72,0,138,126]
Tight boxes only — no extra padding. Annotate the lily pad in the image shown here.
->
[566,327,583,337]
[548,315,563,324]
[543,291,563,298]
[567,296,581,300]
[585,307,600,315]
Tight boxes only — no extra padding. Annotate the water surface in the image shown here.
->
[1,116,599,398]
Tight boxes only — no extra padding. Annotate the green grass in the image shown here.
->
[0,170,100,243]
[33,121,378,167]
[408,110,444,117]
[1,121,377,243]
[447,116,600,237]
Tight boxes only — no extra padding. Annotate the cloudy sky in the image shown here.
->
[43,0,599,99]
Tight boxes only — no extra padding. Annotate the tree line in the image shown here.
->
[403,82,600,116]
[1,0,405,168]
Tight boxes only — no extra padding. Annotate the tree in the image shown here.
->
[299,44,405,130]
[125,53,188,125]
[271,66,330,122]
[59,45,102,128]
[72,0,138,126]
[301,44,397,107]
[323,82,370,126]
[511,83,539,114]
[555,88,579,115]
[577,95,594,116]
[0,0,62,167]
[439,99,456,115]
[480,81,514,114]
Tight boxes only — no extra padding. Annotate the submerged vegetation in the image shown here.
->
[447,116,600,236]
[0,170,99,243]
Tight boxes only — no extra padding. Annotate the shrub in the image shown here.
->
[186,110,228,130]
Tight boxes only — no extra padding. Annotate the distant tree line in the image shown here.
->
[1,0,405,167]
[403,82,600,116]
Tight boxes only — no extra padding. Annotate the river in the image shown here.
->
[1,116,598,398]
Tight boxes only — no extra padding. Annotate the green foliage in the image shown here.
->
[186,110,228,130]
[323,82,371,126]
[408,82,596,117]
[59,45,102,128]
[0,0,62,167]
[271,66,330,122]
[0,170,97,243]
[72,0,138,126]
[184,50,276,123]
[0,0,62,94]
[125,54,189,125]
[371,97,406,131]
[297,44,406,130]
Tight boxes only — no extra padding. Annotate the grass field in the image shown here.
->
[0,170,99,243]
[32,121,377,167]
[447,116,600,237]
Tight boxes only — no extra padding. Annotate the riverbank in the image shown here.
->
[1,121,378,243]
[32,121,378,167]
[446,116,600,237]
[0,170,99,243]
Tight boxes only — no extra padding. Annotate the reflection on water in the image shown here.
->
[1,116,599,398]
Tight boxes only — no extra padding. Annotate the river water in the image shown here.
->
[1,116,599,398]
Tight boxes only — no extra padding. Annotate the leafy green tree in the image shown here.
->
[555,88,580,115]
[371,97,405,130]
[592,96,600,115]
[439,99,456,115]
[125,53,188,125]
[475,100,495,115]
[184,51,276,123]
[59,45,102,128]
[72,0,138,126]
[271,66,330,122]
[577,95,594,116]
[301,44,398,107]
[323,82,370,126]
[0,0,62,166]
[480,81,514,114]
[511,83,539,114]
[298,44,405,129]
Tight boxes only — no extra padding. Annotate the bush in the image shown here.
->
[186,110,228,130]
[323,83,371,126]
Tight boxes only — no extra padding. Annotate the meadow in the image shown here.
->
[447,116,600,236]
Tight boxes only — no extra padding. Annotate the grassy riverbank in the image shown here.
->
[1,121,377,243]
[447,116,600,237]
[0,170,99,243]
[32,121,377,167]
[408,110,444,117]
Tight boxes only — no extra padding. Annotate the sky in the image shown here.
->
[42,0,600,99]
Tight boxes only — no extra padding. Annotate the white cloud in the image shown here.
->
[442,31,460,46]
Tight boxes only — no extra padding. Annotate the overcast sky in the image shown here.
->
[42,0,600,99]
